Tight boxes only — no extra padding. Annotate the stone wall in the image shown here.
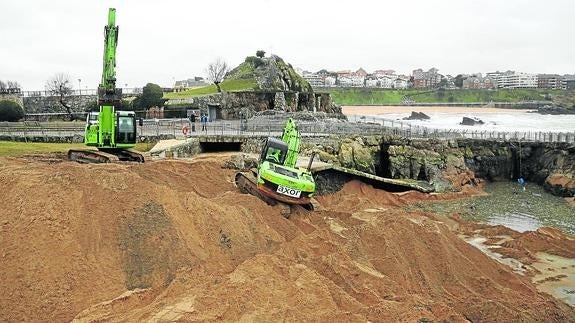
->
[23,95,96,114]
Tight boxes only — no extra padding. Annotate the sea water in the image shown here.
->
[379,112,575,133]
[420,182,575,234]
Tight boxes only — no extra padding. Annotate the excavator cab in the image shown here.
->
[260,138,288,165]
[115,111,137,144]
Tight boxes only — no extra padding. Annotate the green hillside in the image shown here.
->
[164,54,311,100]
[164,79,257,99]
[324,88,561,105]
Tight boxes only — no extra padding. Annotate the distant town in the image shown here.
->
[172,68,575,93]
[298,68,575,90]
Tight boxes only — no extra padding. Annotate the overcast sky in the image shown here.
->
[1,0,574,90]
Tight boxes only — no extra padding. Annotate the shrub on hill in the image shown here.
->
[0,100,24,121]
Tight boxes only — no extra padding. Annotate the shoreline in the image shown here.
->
[342,105,534,115]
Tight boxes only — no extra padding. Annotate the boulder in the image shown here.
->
[403,111,431,120]
[460,116,484,126]
[537,105,575,115]
[223,153,258,171]
[338,139,376,174]
[544,173,575,197]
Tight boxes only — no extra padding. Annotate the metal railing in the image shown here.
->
[346,115,575,143]
[1,117,574,143]
[20,88,143,97]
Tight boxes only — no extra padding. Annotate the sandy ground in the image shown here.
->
[0,154,574,322]
[342,105,534,116]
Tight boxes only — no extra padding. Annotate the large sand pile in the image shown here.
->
[0,154,573,322]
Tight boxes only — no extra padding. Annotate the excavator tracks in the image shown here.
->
[68,149,144,164]
[234,170,316,217]
[235,171,278,206]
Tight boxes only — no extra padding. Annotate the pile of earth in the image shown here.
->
[0,153,574,322]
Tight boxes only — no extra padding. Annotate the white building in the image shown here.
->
[324,76,336,87]
[487,71,538,88]
[394,77,410,89]
[302,72,324,87]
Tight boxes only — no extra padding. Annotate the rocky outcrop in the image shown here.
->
[299,135,574,197]
[403,111,430,120]
[537,105,575,115]
[338,137,379,174]
[460,116,484,126]
[166,91,341,120]
[166,54,341,119]
[227,55,312,93]
[222,153,258,171]
[526,144,575,197]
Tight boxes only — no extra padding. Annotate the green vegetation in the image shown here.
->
[164,78,258,99]
[0,100,25,121]
[324,88,562,105]
[164,54,311,100]
[133,83,166,109]
[551,90,575,108]
[0,141,150,157]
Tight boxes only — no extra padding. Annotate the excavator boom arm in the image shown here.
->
[101,8,118,94]
[281,118,301,168]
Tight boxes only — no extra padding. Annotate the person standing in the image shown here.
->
[201,114,207,131]
[190,112,196,132]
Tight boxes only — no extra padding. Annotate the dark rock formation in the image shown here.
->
[300,135,575,197]
[166,54,342,119]
[461,117,484,126]
[227,55,312,93]
[536,105,575,115]
[403,111,430,120]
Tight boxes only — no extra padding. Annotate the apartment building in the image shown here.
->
[487,71,537,88]
[538,74,563,89]
[462,74,496,89]
[302,71,324,87]
[412,68,442,89]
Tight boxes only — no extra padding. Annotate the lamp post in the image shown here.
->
[77,78,82,95]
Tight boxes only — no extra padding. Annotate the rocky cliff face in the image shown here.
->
[302,135,575,197]
[166,91,341,120]
[166,54,341,119]
[227,55,312,93]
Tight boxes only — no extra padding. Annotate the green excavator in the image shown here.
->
[68,8,144,163]
[235,118,316,211]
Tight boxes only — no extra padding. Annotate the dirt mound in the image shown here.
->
[0,155,574,322]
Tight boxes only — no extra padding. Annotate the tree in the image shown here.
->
[0,80,21,94]
[256,50,266,58]
[133,83,164,110]
[454,74,466,88]
[45,73,74,120]
[206,58,229,92]
[0,100,25,121]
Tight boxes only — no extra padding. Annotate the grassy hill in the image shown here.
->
[164,79,257,99]
[164,54,311,100]
[323,88,561,105]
